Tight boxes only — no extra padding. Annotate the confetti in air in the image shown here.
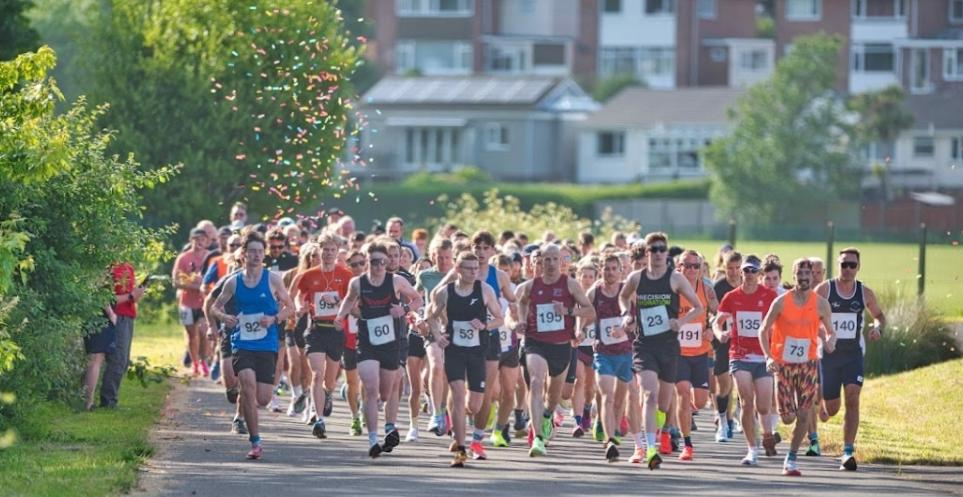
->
[211,2,374,221]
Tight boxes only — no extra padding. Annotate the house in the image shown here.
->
[358,75,599,180]
[577,86,743,183]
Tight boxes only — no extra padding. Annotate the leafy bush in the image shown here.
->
[863,287,961,377]
[400,166,493,188]
[0,48,171,431]
[592,74,644,102]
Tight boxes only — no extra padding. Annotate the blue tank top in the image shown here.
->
[484,264,501,333]
[231,269,279,353]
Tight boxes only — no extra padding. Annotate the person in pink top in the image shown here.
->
[173,227,211,376]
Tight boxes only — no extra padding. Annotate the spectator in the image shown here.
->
[229,202,248,230]
[84,308,116,411]
[97,262,145,408]
[411,228,429,258]
[386,216,420,259]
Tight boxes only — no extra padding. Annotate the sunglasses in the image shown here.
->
[742,267,759,274]
[840,261,858,269]
[648,245,667,253]
[682,263,701,270]
[228,244,241,249]
[369,258,387,266]
[349,261,365,268]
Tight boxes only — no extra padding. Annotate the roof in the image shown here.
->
[582,87,745,129]
[363,76,570,106]
[905,89,963,130]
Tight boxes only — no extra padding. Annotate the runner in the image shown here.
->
[586,255,633,462]
[815,247,885,471]
[173,228,211,377]
[415,238,455,437]
[333,241,423,458]
[491,253,521,448]
[341,249,366,435]
[713,254,779,466]
[210,232,295,459]
[425,252,504,467]
[281,242,318,419]
[711,250,742,442]
[759,258,836,477]
[290,234,352,440]
[570,260,599,438]
[203,249,244,434]
[675,250,719,461]
[618,232,704,469]
[515,244,595,457]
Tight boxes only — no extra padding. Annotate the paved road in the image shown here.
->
[135,379,962,497]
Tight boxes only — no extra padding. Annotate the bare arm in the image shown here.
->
[333,277,361,323]
[618,271,641,328]
[211,277,238,328]
[817,296,835,353]
[759,294,785,365]
[863,285,886,341]
[569,278,596,322]
[514,281,532,334]
[395,275,424,314]
[703,277,719,314]
[427,285,449,344]
[269,272,295,324]
[482,284,504,331]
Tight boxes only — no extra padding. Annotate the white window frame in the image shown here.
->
[786,0,821,20]
[397,0,474,17]
[944,48,963,80]
[951,0,963,24]
[597,131,625,157]
[912,136,935,158]
[852,43,895,73]
[852,0,906,19]
[486,44,527,73]
[403,127,461,167]
[910,48,932,94]
[396,40,472,75]
[697,0,716,19]
[484,123,510,151]
[739,49,768,71]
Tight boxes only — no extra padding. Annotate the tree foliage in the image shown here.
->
[0,48,172,428]
[704,34,858,225]
[0,0,40,61]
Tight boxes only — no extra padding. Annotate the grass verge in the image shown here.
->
[778,358,963,465]
[0,320,183,497]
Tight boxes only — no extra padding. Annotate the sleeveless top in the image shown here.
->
[593,283,632,355]
[526,275,575,344]
[679,277,711,357]
[827,280,865,354]
[634,269,679,344]
[771,291,821,365]
[359,274,402,350]
[231,269,279,353]
[445,280,488,350]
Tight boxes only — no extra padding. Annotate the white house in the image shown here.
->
[577,87,744,183]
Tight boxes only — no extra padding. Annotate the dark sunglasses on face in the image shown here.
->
[648,245,667,253]
[369,258,387,266]
[743,267,759,274]
[349,261,365,268]
[840,261,858,269]
[683,263,701,270]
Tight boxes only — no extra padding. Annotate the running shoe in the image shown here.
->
[427,415,440,436]
[382,429,400,453]
[659,431,672,455]
[572,425,585,438]
[182,351,191,367]
[405,427,419,443]
[487,404,498,431]
[628,447,645,464]
[200,361,210,377]
[350,417,363,436]
[605,441,620,463]
[527,422,535,448]
[593,418,605,442]
[513,412,527,436]
[715,422,729,442]
[840,453,857,471]
[541,416,554,441]
[269,395,282,413]
[645,447,662,470]
[679,446,694,461]
[210,361,221,382]
[293,393,307,414]
[368,443,383,459]
[553,410,565,428]
[450,448,467,468]
[741,449,758,466]
[762,433,778,457]
[339,382,348,401]
[470,440,487,460]
[226,387,239,405]
[528,436,546,457]
[231,417,247,435]
[323,390,334,417]
[246,444,262,460]
[491,428,509,448]
[312,419,327,439]
[805,441,821,457]
[783,455,802,476]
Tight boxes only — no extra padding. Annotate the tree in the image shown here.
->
[704,34,858,226]
[0,0,40,60]
[592,74,645,102]
[76,0,361,235]
[0,47,172,427]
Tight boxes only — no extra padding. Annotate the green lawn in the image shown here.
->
[675,239,963,318]
[778,358,963,465]
[0,321,183,497]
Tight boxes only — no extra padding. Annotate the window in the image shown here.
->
[645,0,675,15]
[639,47,675,76]
[710,47,727,63]
[952,137,962,160]
[786,0,820,20]
[952,0,963,23]
[484,123,509,151]
[597,132,625,157]
[599,47,638,76]
[396,40,472,75]
[697,0,716,18]
[739,49,768,70]
[911,48,931,93]
[603,0,621,13]
[852,43,895,72]
[403,128,461,166]
[913,136,935,158]
[487,45,527,73]
[600,47,674,79]
[852,0,906,18]
[397,0,473,16]
[944,48,963,80]
[649,137,708,171]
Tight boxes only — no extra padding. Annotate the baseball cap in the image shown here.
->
[218,226,232,237]
[278,217,295,228]
[190,227,207,238]
[741,254,762,272]
[522,243,540,256]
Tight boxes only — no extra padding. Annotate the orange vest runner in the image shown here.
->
[771,291,821,365]
[678,277,711,357]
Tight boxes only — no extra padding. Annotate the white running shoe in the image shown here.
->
[269,395,282,413]
[405,427,419,443]
[741,449,758,466]
[715,422,729,442]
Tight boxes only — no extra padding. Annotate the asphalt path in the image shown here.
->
[134,378,962,497]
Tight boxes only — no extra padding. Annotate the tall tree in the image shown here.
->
[0,0,41,60]
[704,34,858,226]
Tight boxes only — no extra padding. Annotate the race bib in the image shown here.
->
[598,317,627,345]
[452,320,480,348]
[178,306,195,326]
[498,326,513,352]
[535,303,564,333]
[367,315,395,346]
[782,337,811,363]
[347,316,359,335]
[678,323,703,348]
[580,324,596,347]
[238,313,267,341]
[313,291,340,318]
[736,311,762,338]
[639,306,670,336]
[831,312,859,340]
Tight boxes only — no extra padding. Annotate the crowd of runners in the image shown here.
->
[172,202,885,477]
